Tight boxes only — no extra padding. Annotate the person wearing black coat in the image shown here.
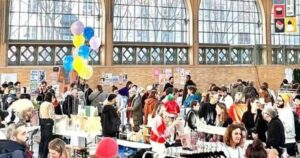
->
[241,98,267,142]
[262,107,285,156]
[38,92,55,158]
[0,140,28,158]
[163,76,174,92]
[199,92,218,126]
[182,75,196,105]
[62,90,79,118]
[101,94,120,137]
[186,101,201,131]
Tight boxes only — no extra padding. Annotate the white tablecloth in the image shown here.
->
[117,139,152,149]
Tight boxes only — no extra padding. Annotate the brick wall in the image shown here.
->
[0,65,292,94]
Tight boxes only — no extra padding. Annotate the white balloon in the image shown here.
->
[89,36,101,51]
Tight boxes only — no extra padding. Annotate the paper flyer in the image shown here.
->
[159,73,166,85]
[30,70,46,92]
[165,69,172,79]
[112,76,119,84]
[180,76,185,85]
[173,72,180,85]
[185,70,191,76]
[180,68,185,77]
[285,17,297,32]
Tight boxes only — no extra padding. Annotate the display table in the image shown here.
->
[54,130,100,138]
[117,139,152,149]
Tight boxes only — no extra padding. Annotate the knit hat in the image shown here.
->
[279,93,290,103]
[96,137,118,158]
[167,94,175,101]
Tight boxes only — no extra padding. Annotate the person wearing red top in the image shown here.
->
[294,95,300,118]
[150,104,176,157]
[164,94,180,117]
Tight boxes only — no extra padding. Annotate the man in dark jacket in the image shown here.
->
[0,122,29,158]
[163,76,174,92]
[182,75,196,105]
[101,94,120,137]
[62,89,79,117]
[263,107,285,157]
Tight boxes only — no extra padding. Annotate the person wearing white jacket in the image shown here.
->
[276,94,297,157]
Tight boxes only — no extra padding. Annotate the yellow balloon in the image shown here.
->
[78,65,93,80]
[73,34,85,48]
[73,56,86,72]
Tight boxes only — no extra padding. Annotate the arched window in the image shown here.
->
[198,0,263,64]
[113,0,188,43]
[271,1,300,64]
[113,0,189,65]
[8,0,102,65]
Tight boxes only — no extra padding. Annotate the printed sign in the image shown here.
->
[273,5,285,18]
[286,0,295,16]
[285,17,297,32]
[273,0,285,4]
[274,18,285,32]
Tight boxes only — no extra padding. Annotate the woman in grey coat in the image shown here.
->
[88,85,107,114]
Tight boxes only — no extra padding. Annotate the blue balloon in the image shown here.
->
[63,55,74,72]
[78,45,90,59]
[83,27,94,41]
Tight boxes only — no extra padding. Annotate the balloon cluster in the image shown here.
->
[63,21,101,80]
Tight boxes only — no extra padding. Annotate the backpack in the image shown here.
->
[0,154,12,158]
[0,149,19,158]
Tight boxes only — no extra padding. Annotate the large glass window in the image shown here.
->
[113,0,188,43]
[271,1,300,64]
[7,0,102,65]
[271,1,300,45]
[199,0,263,45]
[8,0,102,41]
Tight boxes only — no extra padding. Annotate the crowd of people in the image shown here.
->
[0,75,299,158]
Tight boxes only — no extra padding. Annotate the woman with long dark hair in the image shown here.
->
[241,98,267,142]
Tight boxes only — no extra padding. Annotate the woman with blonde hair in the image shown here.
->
[48,138,69,158]
[39,92,56,158]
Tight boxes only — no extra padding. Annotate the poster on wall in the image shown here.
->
[164,69,172,79]
[273,0,285,4]
[0,73,17,84]
[100,73,128,86]
[30,70,46,93]
[275,19,285,32]
[273,5,285,18]
[286,0,295,17]
[285,17,297,32]
[159,73,166,85]
[173,71,180,85]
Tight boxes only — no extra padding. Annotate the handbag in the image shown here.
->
[181,110,198,149]
[53,115,69,134]
[183,110,194,134]
[147,114,154,127]
[53,104,70,134]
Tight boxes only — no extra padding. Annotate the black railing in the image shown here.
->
[272,46,300,65]
[198,45,262,65]
[113,42,189,65]
[7,41,101,66]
